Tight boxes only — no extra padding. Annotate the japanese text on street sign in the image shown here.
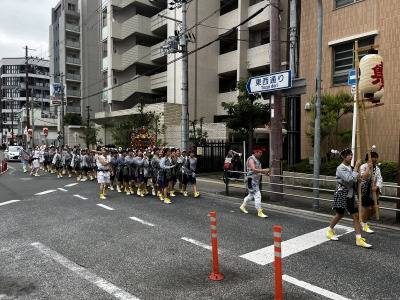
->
[50,83,63,106]
[246,70,292,94]
[348,69,356,86]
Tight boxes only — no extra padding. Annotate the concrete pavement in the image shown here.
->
[0,163,399,299]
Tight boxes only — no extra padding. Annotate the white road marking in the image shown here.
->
[35,190,57,196]
[65,183,79,187]
[0,200,21,207]
[181,237,212,251]
[31,242,140,300]
[283,275,351,300]
[240,225,354,265]
[97,204,115,211]
[20,177,32,181]
[129,217,155,227]
[73,195,88,200]
[57,188,68,192]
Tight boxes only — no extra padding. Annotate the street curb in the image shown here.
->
[201,191,400,232]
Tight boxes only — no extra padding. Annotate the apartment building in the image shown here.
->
[95,0,289,147]
[0,57,54,144]
[49,0,101,120]
[299,0,400,161]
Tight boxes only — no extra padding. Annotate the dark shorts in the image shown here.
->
[158,175,168,189]
[362,194,379,207]
[334,196,358,215]
[183,174,196,185]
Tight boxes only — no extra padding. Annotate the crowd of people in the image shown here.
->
[19,145,200,203]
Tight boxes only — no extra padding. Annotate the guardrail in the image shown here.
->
[222,170,400,214]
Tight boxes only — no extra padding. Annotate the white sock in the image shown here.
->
[356,234,362,239]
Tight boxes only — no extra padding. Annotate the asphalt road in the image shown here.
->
[0,162,399,300]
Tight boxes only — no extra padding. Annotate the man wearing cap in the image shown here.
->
[327,148,372,248]
[240,147,270,218]
[360,151,383,234]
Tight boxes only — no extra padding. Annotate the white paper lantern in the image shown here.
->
[359,54,384,95]
[372,88,384,103]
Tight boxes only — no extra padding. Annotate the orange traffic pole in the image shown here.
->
[274,225,283,300]
[208,211,224,281]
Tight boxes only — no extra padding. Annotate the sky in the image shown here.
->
[0,0,60,60]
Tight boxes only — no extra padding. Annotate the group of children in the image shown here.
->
[21,145,200,203]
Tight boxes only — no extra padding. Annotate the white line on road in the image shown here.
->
[129,217,155,227]
[57,188,68,192]
[0,200,21,207]
[181,237,212,251]
[31,242,140,300]
[282,275,351,300]
[65,183,79,187]
[240,225,354,265]
[35,190,57,196]
[73,195,88,200]
[97,204,115,211]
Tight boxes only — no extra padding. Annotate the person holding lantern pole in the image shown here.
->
[326,148,372,248]
[360,150,383,234]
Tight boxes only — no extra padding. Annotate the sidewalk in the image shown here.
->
[197,175,400,227]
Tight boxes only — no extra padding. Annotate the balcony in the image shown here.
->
[66,89,81,98]
[151,40,167,61]
[65,40,80,49]
[102,57,108,71]
[66,106,81,114]
[112,45,153,71]
[247,44,271,69]
[218,8,238,35]
[113,76,152,101]
[151,9,167,33]
[66,73,81,81]
[217,91,238,115]
[150,71,167,90]
[248,0,270,28]
[111,0,157,8]
[66,56,81,65]
[112,14,153,40]
[65,23,80,33]
[218,50,237,74]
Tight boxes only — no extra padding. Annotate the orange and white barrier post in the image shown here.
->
[274,225,283,300]
[208,211,224,281]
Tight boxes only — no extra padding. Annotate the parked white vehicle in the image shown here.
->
[4,146,22,162]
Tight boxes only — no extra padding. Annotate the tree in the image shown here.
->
[110,102,166,148]
[63,113,82,126]
[308,92,353,154]
[82,124,99,148]
[189,117,208,145]
[221,78,270,152]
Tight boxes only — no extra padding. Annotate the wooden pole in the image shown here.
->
[355,41,363,223]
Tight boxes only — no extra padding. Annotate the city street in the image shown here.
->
[1,163,399,300]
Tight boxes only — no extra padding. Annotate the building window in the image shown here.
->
[68,3,76,11]
[332,36,375,85]
[220,0,238,16]
[250,0,264,6]
[336,0,362,9]
[219,29,237,55]
[249,23,270,48]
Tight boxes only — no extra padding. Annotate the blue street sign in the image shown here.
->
[348,69,357,86]
[246,70,292,94]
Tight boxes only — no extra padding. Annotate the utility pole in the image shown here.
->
[288,0,298,166]
[397,128,400,223]
[86,105,92,148]
[270,0,283,201]
[25,46,30,149]
[0,75,3,144]
[180,0,189,151]
[312,0,323,210]
[60,73,65,146]
[10,98,14,145]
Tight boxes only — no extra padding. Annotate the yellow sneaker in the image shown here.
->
[159,195,164,202]
[170,191,176,197]
[194,192,200,198]
[362,224,374,234]
[240,204,248,214]
[326,228,339,241]
[99,193,106,200]
[183,191,188,197]
[356,237,372,248]
[164,198,172,204]
[257,208,268,218]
